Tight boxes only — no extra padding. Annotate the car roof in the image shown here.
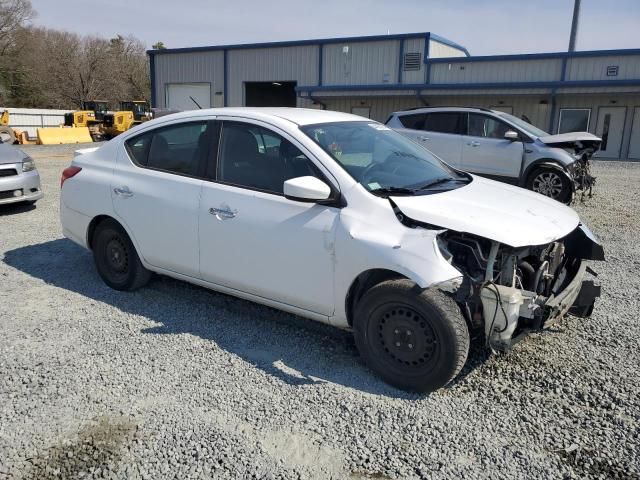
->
[392,106,499,116]
[153,107,367,126]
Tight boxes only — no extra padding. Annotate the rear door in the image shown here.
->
[396,112,464,166]
[460,113,523,180]
[112,120,213,277]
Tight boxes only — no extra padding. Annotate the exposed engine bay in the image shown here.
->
[548,138,601,201]
[437,226,603,350]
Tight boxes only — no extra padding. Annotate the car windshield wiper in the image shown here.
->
[416,177,468,190]
[369,186,416,196]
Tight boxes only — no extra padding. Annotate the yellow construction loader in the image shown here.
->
[63,100,109,140]
[101,101,151,139]
[0,110,30,144]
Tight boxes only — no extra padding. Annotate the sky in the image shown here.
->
[28,0,640,55]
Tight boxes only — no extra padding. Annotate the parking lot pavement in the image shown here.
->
[1,148,639,480]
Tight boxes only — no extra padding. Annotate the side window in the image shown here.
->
[468,114,511,139]
[125,121,209,177]
[218,122,321,195]
[423,113,462,134]
[398,114,426,130]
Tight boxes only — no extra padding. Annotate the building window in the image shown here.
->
[558,108,591,134]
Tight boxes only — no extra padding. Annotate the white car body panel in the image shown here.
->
[538,132,602,144]
[391,175,579,247]
[59,107,592,334]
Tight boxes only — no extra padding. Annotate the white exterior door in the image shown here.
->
[165,83,211,111]
[199,119,338,315]
[627,107,640,160]
[460,113,523,180]
[594,107,626,159]
[112,121,212,277]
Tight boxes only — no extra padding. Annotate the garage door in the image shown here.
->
[165,83,211,111]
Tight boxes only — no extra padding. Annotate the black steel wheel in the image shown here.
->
[528,168,572,203]
[93,218,151,291]
[354,279,469,393]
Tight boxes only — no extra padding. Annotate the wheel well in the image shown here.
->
[345,269,410,327]
[525,160,565,184]
[86,215,115,250]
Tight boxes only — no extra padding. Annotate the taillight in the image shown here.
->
[60,166,82,188]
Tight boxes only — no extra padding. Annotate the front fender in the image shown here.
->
[520,160,574,192]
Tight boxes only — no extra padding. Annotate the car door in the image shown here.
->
[460,113,524,181]
[397,112,464,167]
[198,119,339,316]
[112,120,213,277]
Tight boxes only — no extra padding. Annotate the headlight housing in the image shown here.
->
[22,157,35,172]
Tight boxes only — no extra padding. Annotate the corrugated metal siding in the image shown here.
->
[401,37,426,84]
[227,46,318,106]
[0,107,67,138]
[154,51,224,108]
[321,96,420,122]
[565,55,640,81]
[428,40,466,58]
[322,40,400,86]
[430,58,563,84]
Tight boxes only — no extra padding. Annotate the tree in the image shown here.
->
[0,0,33,55]
[152,41,166,50]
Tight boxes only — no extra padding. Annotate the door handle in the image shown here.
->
[468,141,481,147]
[209,207,236,219]
[113,186,133,197]
[418,135,430,141]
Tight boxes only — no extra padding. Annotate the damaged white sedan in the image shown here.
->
[60,108,603,392]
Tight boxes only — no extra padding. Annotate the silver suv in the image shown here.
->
[386,107,600,203]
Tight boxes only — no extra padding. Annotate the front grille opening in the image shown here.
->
[0,189,23,200]
[0,169,18,177]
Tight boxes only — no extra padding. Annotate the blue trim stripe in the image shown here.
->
[148,53,156,107]
[223,50,228,107]
[428,48,640,64]
[318,44,323,86]
[397,39,404,84]
[147,31,466,56]
[295,78,640,93]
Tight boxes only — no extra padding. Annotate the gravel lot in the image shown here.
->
[1,144,639,479]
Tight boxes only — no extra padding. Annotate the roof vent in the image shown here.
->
[403,52,421,71]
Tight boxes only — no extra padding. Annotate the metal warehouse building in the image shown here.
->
[148,32,640,160]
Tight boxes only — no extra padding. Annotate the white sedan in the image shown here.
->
[60,108,603,392]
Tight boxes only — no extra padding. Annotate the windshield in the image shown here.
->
[496,112,549,138]
[300,121,469,196]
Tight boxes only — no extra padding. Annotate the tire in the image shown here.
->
[0,125,16,144]
[353,279,470,393]
[527,168,572,203]
[92,219,151,291]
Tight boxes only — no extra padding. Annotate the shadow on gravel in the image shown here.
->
[5,238,486,398]
[0,202,36,216]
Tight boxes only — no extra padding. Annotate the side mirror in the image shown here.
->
[283,176,332,202]
[504,130,519,141]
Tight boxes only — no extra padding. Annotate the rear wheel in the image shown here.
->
[93,219,151,291]
[0,126,16,144]
[527,168,572,203]
[353,279,469,393]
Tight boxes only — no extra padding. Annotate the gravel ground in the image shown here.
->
[1,144,639,479]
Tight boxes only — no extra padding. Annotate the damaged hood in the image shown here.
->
[391,176,580,247]
[539,132,602,149]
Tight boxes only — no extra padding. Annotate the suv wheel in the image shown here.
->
[353,279,469,393]
[93,219,151,291]
[528,168,572,203]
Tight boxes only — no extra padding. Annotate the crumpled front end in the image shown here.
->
[437,224,604,350]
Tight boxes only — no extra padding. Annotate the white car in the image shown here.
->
[386,107,601,203]
[60,108,603,392]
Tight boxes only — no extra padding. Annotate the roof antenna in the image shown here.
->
[190,96,202,109]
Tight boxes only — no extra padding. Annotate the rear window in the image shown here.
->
[423,112,463,134]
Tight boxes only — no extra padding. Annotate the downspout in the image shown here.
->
[415,90,428,106]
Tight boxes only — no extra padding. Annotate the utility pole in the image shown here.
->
[568,0,581,52]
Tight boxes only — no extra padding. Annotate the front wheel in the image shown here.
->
[527,168,572,203]
[353,280,470,393]
[93,219,151,291]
